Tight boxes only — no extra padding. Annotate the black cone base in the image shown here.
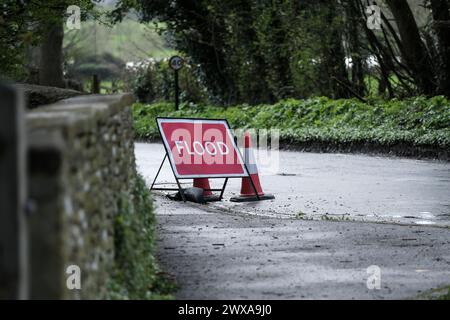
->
[230,194,275,202]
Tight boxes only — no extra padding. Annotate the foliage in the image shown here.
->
[439,287,450,300]
[0,0,99,80]
[107,175,176,300]
[109,0,450,104]
[127,58,206,104]
[4,0,449,102]
[66,52,125,81]
[132,96,450,150]
[110,0,353,104]
[63,19,174,64]
[62,17,175,92]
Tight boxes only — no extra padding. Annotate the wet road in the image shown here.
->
[151,195,450,299]
[135,142,450,299]
[135,143,450,227]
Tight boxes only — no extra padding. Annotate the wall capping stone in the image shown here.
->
[14,83,85,110]
[27,94,135,134]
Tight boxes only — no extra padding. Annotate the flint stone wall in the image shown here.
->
[26,94,136,299]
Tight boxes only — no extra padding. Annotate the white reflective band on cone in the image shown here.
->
[244,147,259,174]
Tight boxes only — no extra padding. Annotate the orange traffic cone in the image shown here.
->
[230,132,275,202]
[193,178,221,202]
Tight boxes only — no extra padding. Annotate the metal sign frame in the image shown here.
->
[150,117,260,202]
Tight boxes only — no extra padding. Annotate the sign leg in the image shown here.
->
[219,178,229,200]
[175,177,186,202]
[150,153,167,191]
[243,162,260,200]
[248,174,261,200]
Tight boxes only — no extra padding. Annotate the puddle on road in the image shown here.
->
[415,220,436,225]
[364,211,441,226]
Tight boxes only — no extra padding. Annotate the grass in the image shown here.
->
[132,96,450,154]
[64,19,175,63]
[106,175,176,300]
[82,79,125,94]
[416,285,450,300]
[439,287,450,300]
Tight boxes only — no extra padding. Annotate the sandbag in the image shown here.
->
[167,187,207,204]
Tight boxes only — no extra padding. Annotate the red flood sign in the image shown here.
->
[157,118,247,178]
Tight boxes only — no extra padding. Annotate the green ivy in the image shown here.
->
[106,175,176,300]
[132,96,450,150]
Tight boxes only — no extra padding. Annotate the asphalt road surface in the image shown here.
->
[135,142,450,299]
[136,143,450,226]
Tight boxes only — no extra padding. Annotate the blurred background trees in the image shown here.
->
[0,0,98,86]
[1,0,449,104]
[113,0,450,104]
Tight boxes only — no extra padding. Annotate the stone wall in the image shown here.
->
[0,84,28,300]
[15,83,85,109]
[26,94,136,299]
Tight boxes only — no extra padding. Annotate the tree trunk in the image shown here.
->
[39,22,64,88]
[385,0,435,95]
[430,0,450,96]
[346,1,366,97]
[323,2,349,98]
[270,7,294,100]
